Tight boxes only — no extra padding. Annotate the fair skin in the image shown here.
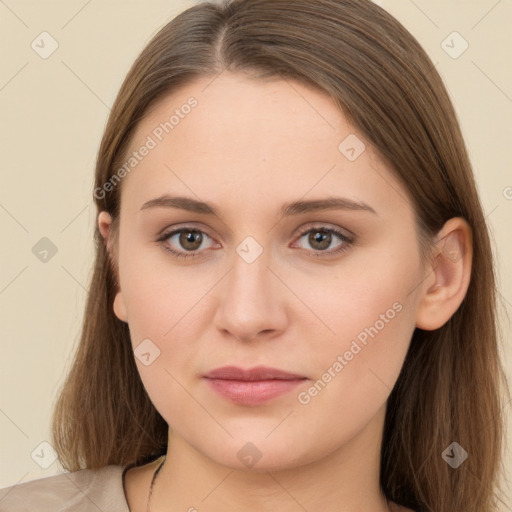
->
[98,72,472,512]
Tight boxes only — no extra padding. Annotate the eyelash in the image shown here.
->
[156,225,354,260]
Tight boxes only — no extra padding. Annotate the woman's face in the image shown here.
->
[101,72,429,471]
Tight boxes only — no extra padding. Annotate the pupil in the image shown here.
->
[310,230,330,250]
[181,230,201,250]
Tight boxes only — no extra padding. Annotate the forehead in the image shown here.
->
[118,72,411,219]
[133,72,345,157]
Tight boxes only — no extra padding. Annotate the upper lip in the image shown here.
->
[203,365,307,381]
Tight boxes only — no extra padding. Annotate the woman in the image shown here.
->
[1,0,509,511]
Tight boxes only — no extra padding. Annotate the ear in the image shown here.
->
[415,217,473,331]
[97,211,128,323]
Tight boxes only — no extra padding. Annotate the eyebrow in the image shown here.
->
[139,194,377,217]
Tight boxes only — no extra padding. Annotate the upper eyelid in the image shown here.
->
[159,223,216,242]
[295,223,353,238]
[160,221,352,237]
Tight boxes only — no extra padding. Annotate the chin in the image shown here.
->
[204,437,319,474]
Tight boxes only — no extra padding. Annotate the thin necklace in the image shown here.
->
[146,456,166,512]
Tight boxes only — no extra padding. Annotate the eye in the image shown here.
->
[157,228,216,259]
[157,224,354,260]
[292,225,354,257]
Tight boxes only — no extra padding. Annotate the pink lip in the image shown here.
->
[202,366,308,406]
[203,365,306,381]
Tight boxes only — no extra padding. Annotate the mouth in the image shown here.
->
[202,365,308,406]
[202,365,307,381]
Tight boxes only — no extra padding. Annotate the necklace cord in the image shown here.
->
[146,456,166,512]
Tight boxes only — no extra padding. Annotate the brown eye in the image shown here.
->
[178,230,203,251]
[307,230,332,251]
[157,228,215,259]
[293,226,353,257]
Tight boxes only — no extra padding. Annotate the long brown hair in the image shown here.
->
[50,1,510,510]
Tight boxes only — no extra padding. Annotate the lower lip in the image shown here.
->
[203,378,307,405]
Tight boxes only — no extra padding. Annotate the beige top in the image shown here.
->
[0,465,130,511]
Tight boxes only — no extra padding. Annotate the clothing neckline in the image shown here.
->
[121,462,138,510]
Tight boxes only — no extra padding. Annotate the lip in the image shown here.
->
[202,366,308,406]
[203,365,307,381]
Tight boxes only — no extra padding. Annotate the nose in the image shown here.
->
[213,247,289,343]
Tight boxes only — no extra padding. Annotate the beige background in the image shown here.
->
[1,0,511,507]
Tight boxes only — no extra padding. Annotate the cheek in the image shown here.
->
[292,242,421,404]
[119,242,199,334]
[296,304,415,444]
[121,272,208,378]
[117,244,214,388]
[286,238,420,347]
[291,279,417,452]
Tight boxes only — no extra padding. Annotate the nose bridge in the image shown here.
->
[213,240,287,340]
[227,242,274,314]
[227,231,273,297]
[231,242,269,295]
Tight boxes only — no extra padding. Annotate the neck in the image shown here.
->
[149,405,391,512]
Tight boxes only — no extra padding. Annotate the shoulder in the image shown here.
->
[0,465,130,512]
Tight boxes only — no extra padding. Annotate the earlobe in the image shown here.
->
[113,291,128,322]
[97,211,128,323]
[415,217,473,331]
